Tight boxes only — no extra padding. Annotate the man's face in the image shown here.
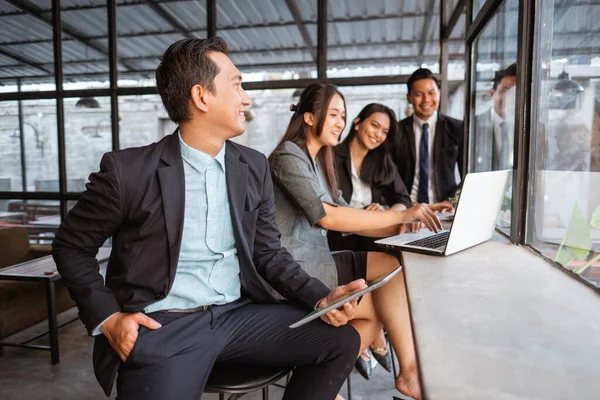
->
[203,52,251,138]
[491,76,516,119]
[406,78,440,120]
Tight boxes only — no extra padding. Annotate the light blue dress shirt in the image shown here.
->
[93,134,241,334]
[144,134,241,312]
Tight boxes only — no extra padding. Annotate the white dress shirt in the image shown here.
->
[410,112,438,204]
[349,161,373,209]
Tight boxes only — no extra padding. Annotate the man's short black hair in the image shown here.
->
[492,63,517,90]
[156,37,228,123]
[407,68,440,94]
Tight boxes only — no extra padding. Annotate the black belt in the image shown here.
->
[164,305,212,313]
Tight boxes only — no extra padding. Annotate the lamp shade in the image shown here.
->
[553,71,584,94]
[75,97,101,109]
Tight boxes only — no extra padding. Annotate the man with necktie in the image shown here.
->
[392,68,464,208]
[473,63,517,172]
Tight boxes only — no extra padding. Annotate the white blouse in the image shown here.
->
[349,161,373,209]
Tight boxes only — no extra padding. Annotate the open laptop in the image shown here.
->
[375,170,510,256]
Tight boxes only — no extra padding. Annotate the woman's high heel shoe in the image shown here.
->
[355,351,372,379]
[370,345,393,373]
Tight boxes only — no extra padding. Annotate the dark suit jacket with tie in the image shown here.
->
[392,113,464,202]
[52,132,330,396]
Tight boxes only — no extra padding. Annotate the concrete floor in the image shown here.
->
[0,308,409,400]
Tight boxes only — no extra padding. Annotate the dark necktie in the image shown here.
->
[417,123,429,204]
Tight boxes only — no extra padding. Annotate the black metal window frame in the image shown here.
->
[0,0,464,220]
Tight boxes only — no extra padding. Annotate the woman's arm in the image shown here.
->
[319,202,441,236]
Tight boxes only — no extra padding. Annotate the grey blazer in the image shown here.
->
[269,141,348,290]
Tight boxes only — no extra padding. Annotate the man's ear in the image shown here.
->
[190,84,209,113]
[406,93,412,105]
[304,112,315,126]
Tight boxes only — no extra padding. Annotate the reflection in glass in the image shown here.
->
[118,95,175,149]
[470,0,518,234]
[0,100,59,193]
[0,101,21,201]
[528,1,600,288]
[64,97,112,192]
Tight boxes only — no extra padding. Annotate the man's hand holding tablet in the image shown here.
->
[317,279,368,327]
[290,266,404,329]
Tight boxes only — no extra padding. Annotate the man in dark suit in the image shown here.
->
[52,37,363,400]
[392,68,464,206]
[473,63,517,172]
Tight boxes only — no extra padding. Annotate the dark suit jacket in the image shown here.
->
[392,113,464,202]
[333,141,411,208]
[52,132,329,396]
[328,141,410,253]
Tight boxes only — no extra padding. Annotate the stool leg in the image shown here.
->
[263,386,269,400]
[347,374,352,400]
[390,345,398,379]
[219,394,225,400]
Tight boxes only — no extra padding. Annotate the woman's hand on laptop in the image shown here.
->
[399,221,424,234]
[317,279,367,327]
[428,200,455,213]
[402,204,442,233]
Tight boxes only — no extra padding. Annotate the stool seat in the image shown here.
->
[205,364,292,394]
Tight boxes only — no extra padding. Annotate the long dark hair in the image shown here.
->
[271,83,346,198]
[341,103,398,187]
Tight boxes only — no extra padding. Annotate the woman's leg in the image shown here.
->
[348,291,383,355]
[366,251,421,400]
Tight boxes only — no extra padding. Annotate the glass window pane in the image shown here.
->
[0,0,55,92]
[528,0,600,288]
[9,199,60,227]
[118,94,175,148]
[62,0,109,90]
[64,96,112,192]
[470,0,518,234]
[328,0,440,78]
[117,1,207,87]
[0,101,22,215]
[241,85,409,157]
[7,99,59,193]
[217,0,316,82]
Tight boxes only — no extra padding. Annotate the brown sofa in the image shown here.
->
[0,225,75,340]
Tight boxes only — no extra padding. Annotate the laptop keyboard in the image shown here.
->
[405,231,450,249]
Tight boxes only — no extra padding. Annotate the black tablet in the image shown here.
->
[289,266,403,329]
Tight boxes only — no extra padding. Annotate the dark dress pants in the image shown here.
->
[116,299,360,400]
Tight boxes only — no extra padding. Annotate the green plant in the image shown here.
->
[448,188,461,208]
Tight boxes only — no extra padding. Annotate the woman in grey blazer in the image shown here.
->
[269,83,442,400]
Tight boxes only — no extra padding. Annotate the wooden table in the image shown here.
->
[402,237,600,399]
[0,247,112,364]
[0,211,26,224]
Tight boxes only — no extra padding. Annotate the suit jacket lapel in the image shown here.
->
[406,116,416,162]
[225,142,248,243]
[158,132,186,277]
[433,113,445,171]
